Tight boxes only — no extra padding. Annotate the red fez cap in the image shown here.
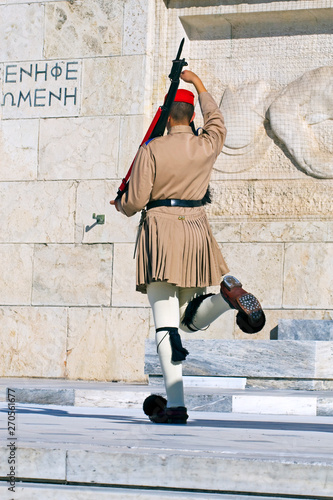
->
[165,89,195,106]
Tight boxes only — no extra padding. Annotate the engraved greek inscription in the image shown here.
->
[1,93,16,107]
[17,91,32,108]
[35,63,48,82]
[51,63,62,81]
[1,60,80,115]
[49,89,62,106]
[5,65,17,84]
[64,87,77,106]
[66,62,78,80]
[20,64,33,82]
[34,89,46,107]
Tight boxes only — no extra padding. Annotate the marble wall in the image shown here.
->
[0,0,332,381]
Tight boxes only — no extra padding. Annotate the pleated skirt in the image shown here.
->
[136,207,229,294]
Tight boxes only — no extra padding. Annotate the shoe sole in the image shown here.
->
[237,294,264,326]
[167,418,187,424]
[221,277,264,327]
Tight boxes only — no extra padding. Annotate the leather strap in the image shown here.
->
[146,199,204,210]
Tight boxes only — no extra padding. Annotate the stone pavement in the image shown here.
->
[0,377,333,416]
[0,380,333,499]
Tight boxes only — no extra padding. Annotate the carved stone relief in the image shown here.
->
[219,81,275,173]
[218,66,333,179]
[268,66,333,179]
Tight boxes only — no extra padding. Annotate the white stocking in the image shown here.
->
[147,280,232,405]
[147,282,185,408]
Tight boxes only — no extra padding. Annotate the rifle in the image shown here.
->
[115,39,188,201]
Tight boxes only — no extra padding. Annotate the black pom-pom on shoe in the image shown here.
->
[143,394,167,417]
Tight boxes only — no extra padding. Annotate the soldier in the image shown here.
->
[111,70,265,424]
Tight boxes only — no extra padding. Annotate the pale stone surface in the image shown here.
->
[3,0,62,3]
[123,0,150,56]
[328,221,333,241]
[0,119,38,180]
[246,378,333,391]
[0,307,67,377]
[2,402,333,497]
[82,56,146,116]
[0,4,43,61]
[283,243,333,309]
[182,376,246,389]
[315,342,333,379]
[232,395,317,416]
[67,449,333,496]
[11,388,75,406]
[44,0,123,58]
[241,308,333,342]
[0,447,66,481]
[220,243,284,308]
[39,117,119,180]
[318,398,333,416]
[145,340,317,378]
[32,244,112,306]
[0,483,238,500]
[208,220,241,243]
[76,180,141,244]
[268,66,333,178]
[112,243,150,308]
[0,181,76,243]
[67,307,149,382]
[75,389,150,408]
[253,180,333,218]
[278,319,333,340]
[208,180,333,219]
[0,244,33,305]
[117,115,146,179]
[241,221,328,243]
[187,393,232,412]
[173,6,333,93]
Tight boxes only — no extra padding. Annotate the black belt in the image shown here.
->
[146,199,204,210]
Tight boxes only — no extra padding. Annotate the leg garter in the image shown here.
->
[156,327,189,362]
[181,293,214,332]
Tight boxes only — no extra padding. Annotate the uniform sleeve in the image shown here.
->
[199,92,227,156]
[119,144,155,217]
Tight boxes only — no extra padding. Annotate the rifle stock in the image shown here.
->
[115,39,188,201]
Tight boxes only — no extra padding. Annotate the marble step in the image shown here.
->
[278,319,333,340]
[0,483,307,500]
[1,411,333,499]
[0,405,332,499]
[0,378,332,416]
[145,339,333,380]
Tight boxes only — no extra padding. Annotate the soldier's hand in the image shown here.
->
[110,199,120,212]
[180,70,198,84]
[180,71,207,94]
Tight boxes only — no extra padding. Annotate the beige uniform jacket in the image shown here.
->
[119,91,229,293]
[120,92,226,216]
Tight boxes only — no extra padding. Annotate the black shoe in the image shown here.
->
[143,394,188,424]
[220,275,266,334]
